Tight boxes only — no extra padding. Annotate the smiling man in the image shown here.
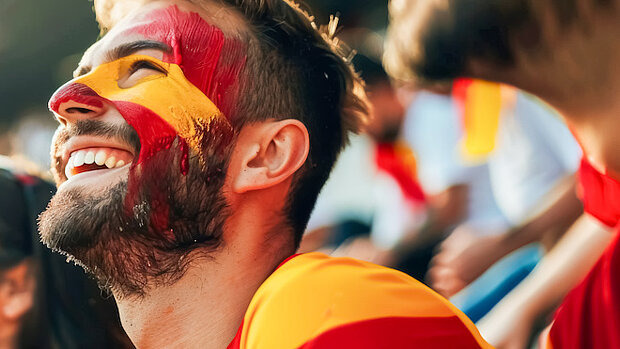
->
[39,0,490,348]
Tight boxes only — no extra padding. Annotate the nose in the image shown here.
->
[49,83,107,125]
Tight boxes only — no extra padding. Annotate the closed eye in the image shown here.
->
[129,60,167,75]
[118,59,168,88]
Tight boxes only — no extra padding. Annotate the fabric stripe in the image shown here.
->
[299,316,485,349]
[239,253,490,348]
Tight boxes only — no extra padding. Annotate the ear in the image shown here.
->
[233,119,310,193]
[1,262,35,320]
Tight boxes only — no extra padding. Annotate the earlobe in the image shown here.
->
[233,119,309,193]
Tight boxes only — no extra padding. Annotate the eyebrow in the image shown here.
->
[106,40,172,62]
[75,40,172,77]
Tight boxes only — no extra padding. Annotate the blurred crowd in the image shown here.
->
[299,50,609,347]
[1,0,618,348]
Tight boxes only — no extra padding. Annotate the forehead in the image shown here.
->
[80,0,246,69]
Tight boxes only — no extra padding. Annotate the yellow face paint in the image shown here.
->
[74,54,225,155]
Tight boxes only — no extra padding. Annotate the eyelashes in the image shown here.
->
[129,59,167,75]
[118,58,169,89]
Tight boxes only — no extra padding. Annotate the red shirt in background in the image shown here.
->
[548,159,620,349]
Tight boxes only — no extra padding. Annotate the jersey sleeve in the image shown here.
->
[237,253,491,349]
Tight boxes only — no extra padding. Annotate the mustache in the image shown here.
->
[51,120,141,181]
[55,120,141,155]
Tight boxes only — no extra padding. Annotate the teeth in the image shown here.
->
[84,151,95,165]
[65,148,132,179]
[95,150,107,165]
[65,156,74,179]
[105,156,117,169]
[73,150,85,167]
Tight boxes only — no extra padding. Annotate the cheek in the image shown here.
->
[113,101,191,175]
[72,53,228,178]
[111,67,223,155]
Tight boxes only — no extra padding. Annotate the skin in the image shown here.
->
[430,174,582,297]
[47,1,310,347]
[477,215,612,349]
[0,262,34,349]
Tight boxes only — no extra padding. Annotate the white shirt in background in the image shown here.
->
[404,91,509,234]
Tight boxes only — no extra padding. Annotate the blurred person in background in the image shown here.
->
[303,52,428,275]
[422,82,585,322]
[398,79,588,326]
[385,0,620,348]
[40,0,491,347]
[0,157,131,349]
[0,160,40,349]
[399,82,510,286]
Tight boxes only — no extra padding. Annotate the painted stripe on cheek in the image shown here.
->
[73,55,224,168]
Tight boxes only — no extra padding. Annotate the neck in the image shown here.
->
[524,56,620,178]
[560,101,620,179]
[115,206,295,348]
[539,84,620,179]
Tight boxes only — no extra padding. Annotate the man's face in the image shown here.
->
[40,1,247,297]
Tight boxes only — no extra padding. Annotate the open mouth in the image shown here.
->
[65,147,134,179]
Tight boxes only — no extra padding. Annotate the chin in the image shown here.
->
[39,136,233,297]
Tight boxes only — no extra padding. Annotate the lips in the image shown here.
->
[57,133,138,183]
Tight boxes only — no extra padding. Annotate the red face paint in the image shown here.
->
[131,5,247,121]
[49,5,245,234]
[49,83,183,170]
[49,83,104,112]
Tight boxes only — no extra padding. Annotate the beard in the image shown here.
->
[39,118,235,298]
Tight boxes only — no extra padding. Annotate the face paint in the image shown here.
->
[47,5,245,236]
[41,5,243,291]
[130,5,246,121]
[50,5,246,173]
[50,54,225,174]
[49,83,104,110]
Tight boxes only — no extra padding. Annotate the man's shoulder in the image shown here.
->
[262,252,449,306]
[237,253,490,349]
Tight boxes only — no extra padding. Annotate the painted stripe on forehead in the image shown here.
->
[131,5,247,121]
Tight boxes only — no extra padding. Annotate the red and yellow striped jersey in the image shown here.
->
[228,253,491,348]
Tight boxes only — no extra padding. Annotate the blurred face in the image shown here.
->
[0,261,34,338]
[40,2,247,297]
[365,82,405,143]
